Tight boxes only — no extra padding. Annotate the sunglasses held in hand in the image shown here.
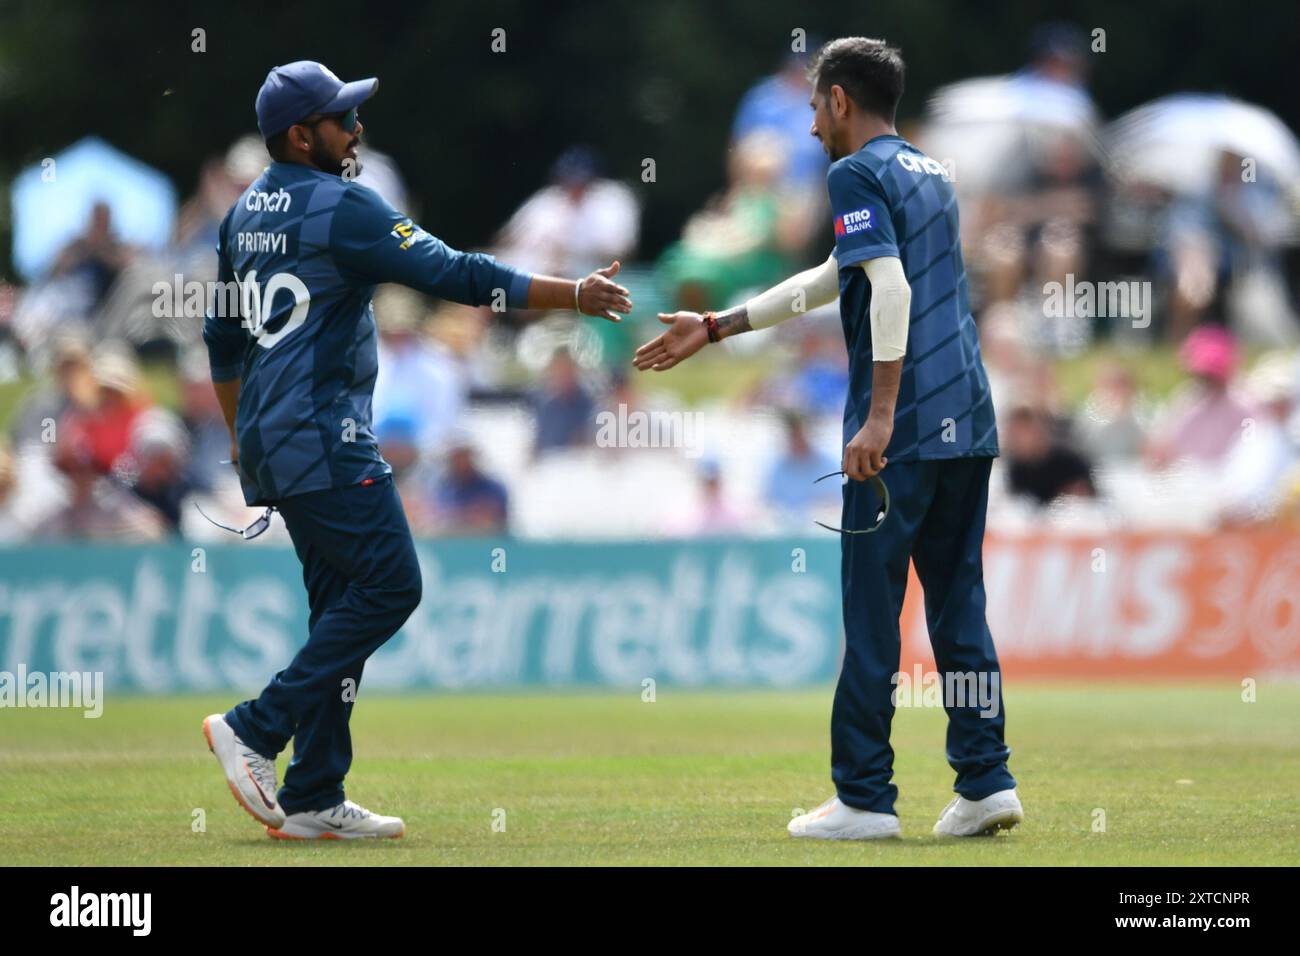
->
[813,471,890,535]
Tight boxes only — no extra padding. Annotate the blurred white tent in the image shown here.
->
[10,136,177,282]
[1104,94,1300,197]
[919,74,1101,195]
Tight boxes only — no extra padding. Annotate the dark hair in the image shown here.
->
[265,130,289,162]
[808,37,905,122]
[1028,21,1086,61]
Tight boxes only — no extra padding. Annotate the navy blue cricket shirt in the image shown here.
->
[203,163,532,505]
[827,135,998,461]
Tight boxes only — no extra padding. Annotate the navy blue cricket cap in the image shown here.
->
[255,61,379,139]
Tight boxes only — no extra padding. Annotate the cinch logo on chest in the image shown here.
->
[896,153,951,179]
[245,188,292,212]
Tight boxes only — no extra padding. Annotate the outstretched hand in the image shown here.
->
[577,260,633,322]
[632,311,710,371]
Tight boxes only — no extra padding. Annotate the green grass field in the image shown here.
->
[2,683,1298,866]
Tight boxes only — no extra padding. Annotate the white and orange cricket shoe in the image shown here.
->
[787,796,901,840]
[932,788,1023,837]
[267,800,405,840]
[203,714,285,828]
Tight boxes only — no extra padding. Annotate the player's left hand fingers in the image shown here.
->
[843,448,864,482]
[634,346,667,368]
[634,335,666,358]
[634,337,668,360]
[597,259,622,279]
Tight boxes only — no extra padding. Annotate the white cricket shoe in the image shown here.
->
[267,800,406,840]
[203,714,285,828]
[788,796,901,840]
[932,788,1023,837]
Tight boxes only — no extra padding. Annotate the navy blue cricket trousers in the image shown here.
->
[833,456,1014,814]
[225,474,421,814]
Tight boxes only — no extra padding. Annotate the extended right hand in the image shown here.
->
[632,312,710,371]
[577,260,633,322]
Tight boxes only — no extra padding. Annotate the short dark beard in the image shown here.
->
[309,137,345,176]
[827,130,848,162]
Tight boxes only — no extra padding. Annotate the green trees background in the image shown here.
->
[1,0,1296,275]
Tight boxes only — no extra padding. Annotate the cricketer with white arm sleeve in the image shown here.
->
[634,35,1019,842]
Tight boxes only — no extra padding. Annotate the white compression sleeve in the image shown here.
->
[745,254,840,329]
[862,256,911,361]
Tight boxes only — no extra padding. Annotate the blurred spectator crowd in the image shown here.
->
[2,22,1300,543]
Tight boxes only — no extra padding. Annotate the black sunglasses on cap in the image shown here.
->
[301,107,358,134]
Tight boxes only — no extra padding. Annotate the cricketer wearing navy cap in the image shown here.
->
[201,60,633,841]
[634,37,1020,841]
[255,60,379,140]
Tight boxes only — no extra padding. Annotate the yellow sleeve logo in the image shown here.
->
[390,220,417,250]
